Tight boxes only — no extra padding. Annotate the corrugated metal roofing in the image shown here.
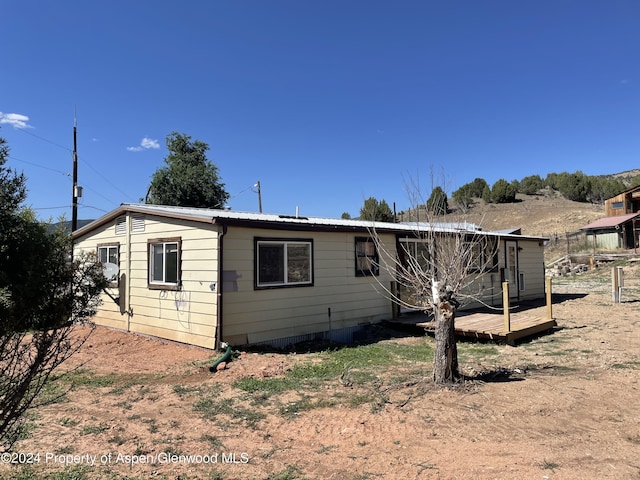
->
[72,203,547,241]
[580,213,640,230]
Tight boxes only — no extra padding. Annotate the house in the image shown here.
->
[579,185,640,250]
[604,185,640,217]
[72,204,548,350]
[580,213,640,250]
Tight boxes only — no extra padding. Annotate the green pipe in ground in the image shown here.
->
[209,343,232,372]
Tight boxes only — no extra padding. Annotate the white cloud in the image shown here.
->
[127,136,160,152]
[141,137,159,149]
[0,112,32,129]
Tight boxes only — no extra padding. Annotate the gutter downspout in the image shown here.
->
[126,210,132,331]
[215,222,227,350]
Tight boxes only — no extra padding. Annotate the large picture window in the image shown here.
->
[355,237,379,276]
[148,238,181,289]
[256,238,313,288]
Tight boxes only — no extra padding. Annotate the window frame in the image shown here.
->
[254,237,314,289]
[355,236,379,277]
[464,235,499,274]
[97,243,120,287]
[148,237,182,290]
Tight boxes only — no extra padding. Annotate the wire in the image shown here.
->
[7,154,71,177]
[77,182,121,207]
[31,205,71,211]
[78,203,110,214]
[14,127,72,152]
[78,156,137,202]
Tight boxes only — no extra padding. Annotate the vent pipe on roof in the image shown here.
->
[296,206,299,218]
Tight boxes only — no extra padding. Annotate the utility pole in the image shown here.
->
[255,181,262,213]
[72,116,79,232]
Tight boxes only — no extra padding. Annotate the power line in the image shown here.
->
[31,205,71,211]
[15,127,72,152]
[7,154,71,177]
[78,156,137,202]
[78,203,110,214]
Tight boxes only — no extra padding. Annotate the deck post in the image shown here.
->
[546,277,553,320]
[391,281,398,319]
[502,281,510,333]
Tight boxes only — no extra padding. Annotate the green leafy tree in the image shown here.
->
[482,184,492,202]
[0,131,107,450]
[452,178,489,210]
[360,197,393,222]
[490,178,517,203]
[544,172,559,190]
[518,174,544,195]
[426,186,448,215]
[147,132,229,208]
[588,176,626,204]
[555,171,591,202]
[452,184,472,211]
[341,212,352,219]
[469,178,489,198]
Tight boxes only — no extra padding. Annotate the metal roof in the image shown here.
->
[72,203,547,241]
[580,213,640,230]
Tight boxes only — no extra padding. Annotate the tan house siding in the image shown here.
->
[458,238,545,308]
[75,213,220,349]
[73,219,129,330]
[222,228,396,345]
[516,239,546,300]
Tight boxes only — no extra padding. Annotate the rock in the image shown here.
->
[216,362,227,371]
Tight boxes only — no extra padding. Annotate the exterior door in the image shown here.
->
[505,241,518,299]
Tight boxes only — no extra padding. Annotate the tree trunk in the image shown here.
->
[433,299,460,384]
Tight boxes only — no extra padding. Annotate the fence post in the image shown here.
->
[546,277,553,320]
[503,282,510,333]
[612,267,619,303]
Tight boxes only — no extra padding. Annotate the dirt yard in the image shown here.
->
[4,263,640,480]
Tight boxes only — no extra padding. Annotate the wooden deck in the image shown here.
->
[416,312,557,345]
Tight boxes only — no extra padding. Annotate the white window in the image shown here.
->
[98,244,119,286]
[98,244,119,265]
[148,238,181,288]
[256,239,313,288]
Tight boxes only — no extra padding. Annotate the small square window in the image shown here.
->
[148,238,181,289]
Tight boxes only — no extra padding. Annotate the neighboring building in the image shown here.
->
[580,213,640,250]
[604,185,640,217]
[72,204,548,350]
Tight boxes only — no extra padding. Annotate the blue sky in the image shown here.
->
[2,1,639,221]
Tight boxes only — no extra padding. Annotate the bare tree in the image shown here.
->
[371,177,498,384]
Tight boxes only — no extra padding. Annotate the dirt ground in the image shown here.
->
[5,264,640,480]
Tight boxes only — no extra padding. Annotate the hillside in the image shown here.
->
[454,193,603,238]
[398,191,606,263]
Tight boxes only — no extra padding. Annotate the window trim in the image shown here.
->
[355,236,379,277]
[97,243,120,287]
[147,237,182,290]
[254,237,314,289]
[464,235,499,273]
